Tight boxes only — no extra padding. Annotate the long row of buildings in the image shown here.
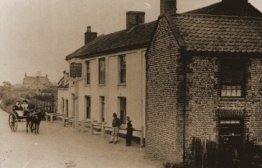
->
[58,0,262,163]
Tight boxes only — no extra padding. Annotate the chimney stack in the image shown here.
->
[160,0,177,16]
[126,11,145,30]
[85,26,97,45]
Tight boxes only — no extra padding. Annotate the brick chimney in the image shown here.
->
[126,11,145,30]
[160,0,177,16]
[85,26,97,45]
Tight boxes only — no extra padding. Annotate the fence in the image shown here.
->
[191,137,262,168]
[77,119,145,147]
[36,102,55,113]
[191,137,218,168]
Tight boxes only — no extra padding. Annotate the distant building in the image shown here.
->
[57,71,70,117]
[23,73,52,91]
[146,0,262,164]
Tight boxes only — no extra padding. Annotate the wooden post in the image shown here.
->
[45,112,48,121]
[91,119,94,135]
[101,122,105,137]
[50,113,54,122]
[140,126,144,147]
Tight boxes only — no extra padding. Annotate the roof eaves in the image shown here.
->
[185,50,262,56]
[72,43,149,60]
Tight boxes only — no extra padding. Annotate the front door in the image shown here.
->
[219,118,244,167]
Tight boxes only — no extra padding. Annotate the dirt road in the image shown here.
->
[0,109,162,168]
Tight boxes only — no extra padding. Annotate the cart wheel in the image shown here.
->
[9,113,18,132]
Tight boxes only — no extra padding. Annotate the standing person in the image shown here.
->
[109,113,121,144]
[126,116,133,146]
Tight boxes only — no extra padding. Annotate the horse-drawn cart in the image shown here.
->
[8,110,27,132]
[8,110,44,133]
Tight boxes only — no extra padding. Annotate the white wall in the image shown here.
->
[57,88,70,115]
[65,48,147,136]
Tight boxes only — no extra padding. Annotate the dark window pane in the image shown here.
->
[119,97,126,124]
[99,58,105,84]
[86,61,90,84]
[86,96,91,119]
[220,58,245,97]
[119,55,126,83]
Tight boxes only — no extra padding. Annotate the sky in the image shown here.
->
[0,0,261,84]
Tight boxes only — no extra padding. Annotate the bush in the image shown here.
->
[3,97,16,107]
[241,139,262,168]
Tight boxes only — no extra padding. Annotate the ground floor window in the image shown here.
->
[85,96,91,119]
[119,97,126,124]
[61,98,64,114]
[100,96,105,122]
[65,99,69,117]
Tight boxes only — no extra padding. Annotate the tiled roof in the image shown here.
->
[57,76,69,89]
[23,76,52,86]
[66,21,156,60]
[185,2,262,17]
[66,2,262,60]
[168,14,262,53]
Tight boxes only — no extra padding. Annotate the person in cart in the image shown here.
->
[13,101,24,117]
[21,100,29,116]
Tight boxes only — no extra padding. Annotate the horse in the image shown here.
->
[26,110,45,134]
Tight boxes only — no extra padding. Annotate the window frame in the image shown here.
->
[119,97,127,124]
[100,96,105,122]
[219,57,246,98]
[85,61,90,84]
[85,96,91,119]
[119,55,126,84]
[62,98,64,114]
[98,58,106,85]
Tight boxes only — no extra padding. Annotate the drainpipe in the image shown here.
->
[182,50,187,166]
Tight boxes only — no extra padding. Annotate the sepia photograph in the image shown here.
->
[0,0,262,167]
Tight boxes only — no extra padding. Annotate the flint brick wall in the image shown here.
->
[185,56,219,156]
[146,17,183,163]
[146,18,262,163]
[245,57,262,144]
[186,56,262,154]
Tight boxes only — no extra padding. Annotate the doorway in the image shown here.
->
[218,118,244,167]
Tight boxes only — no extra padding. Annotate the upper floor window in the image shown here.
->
[119,55,126,84]
[220,58,246,97]
[99,58,105,84]
[86,61,90,84]
[70,63,82,78]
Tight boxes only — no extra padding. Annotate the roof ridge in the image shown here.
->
[184,2,221,14]
[176,13,262,20]
[95,20,157,39]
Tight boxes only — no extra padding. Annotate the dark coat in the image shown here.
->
[112,117,121,127]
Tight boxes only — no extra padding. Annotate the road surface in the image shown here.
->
[0,109,162,168]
